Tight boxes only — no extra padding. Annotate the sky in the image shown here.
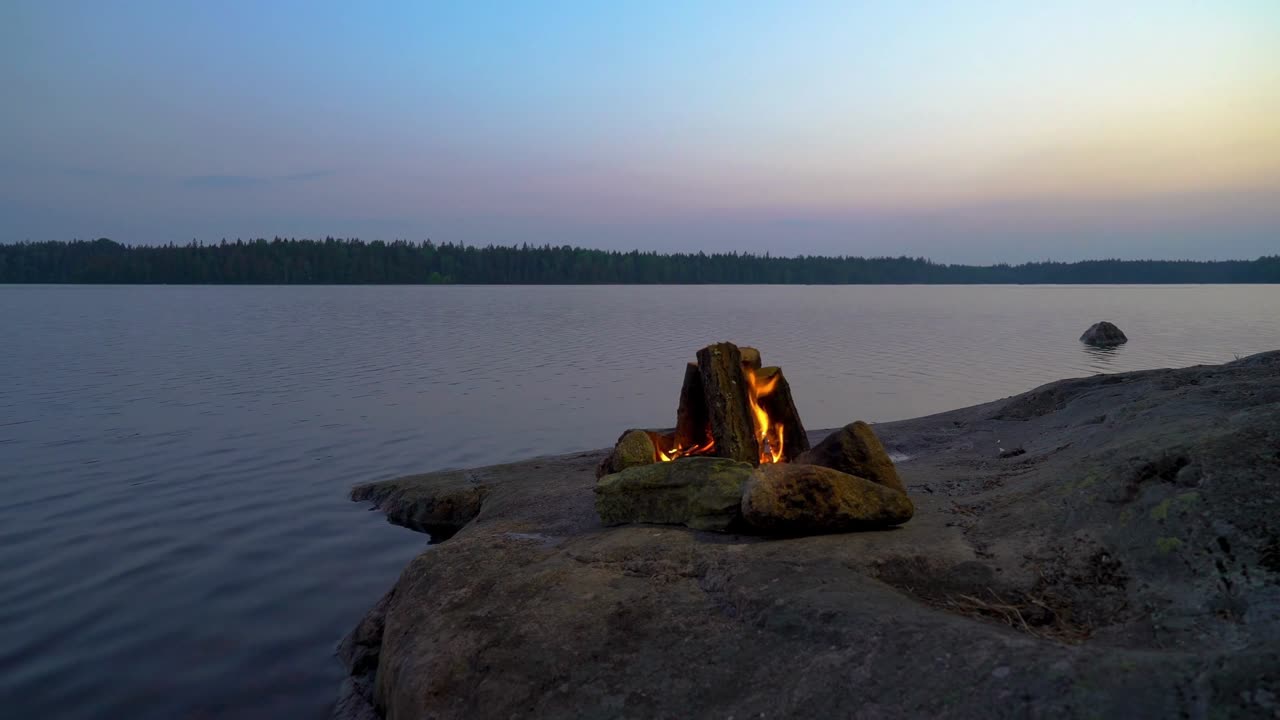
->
[2,1,1277,262]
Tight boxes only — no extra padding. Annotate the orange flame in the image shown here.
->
[745,368,786,464]
[656,362,786,465]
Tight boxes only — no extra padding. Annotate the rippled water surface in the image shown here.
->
[2,284,1278,718]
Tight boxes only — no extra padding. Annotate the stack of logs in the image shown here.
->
[599,342,810,477]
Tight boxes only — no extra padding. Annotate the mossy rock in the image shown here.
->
[594,457,754,531]
[797,421,906,494]
[595,429,657,479]
[741,463,914,534]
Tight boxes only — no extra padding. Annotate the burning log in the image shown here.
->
[696,343,760,464]
[752,366,810,462]
[600,342,809,470]
[674,362,710,449]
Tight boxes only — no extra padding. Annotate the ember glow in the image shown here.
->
[655,437,715,462]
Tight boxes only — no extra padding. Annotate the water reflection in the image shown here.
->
[1082,343,1123,371]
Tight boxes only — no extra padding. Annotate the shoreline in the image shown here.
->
[340,351,1280,719]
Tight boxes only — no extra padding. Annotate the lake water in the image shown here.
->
[2,284,1278,719]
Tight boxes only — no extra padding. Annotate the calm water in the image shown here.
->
[2,284,1278,718]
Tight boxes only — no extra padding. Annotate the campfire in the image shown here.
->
[595,342,914,535]
[598,342,809,477]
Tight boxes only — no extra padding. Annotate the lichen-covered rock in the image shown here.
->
[595,429,657,479]
[741,463,913,534]
[797,421,906,494]
[595,457,753,531]
[1080,321,1128,346]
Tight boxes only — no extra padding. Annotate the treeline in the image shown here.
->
[2,238,1278,284]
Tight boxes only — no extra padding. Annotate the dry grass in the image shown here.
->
[939,587,1090,643]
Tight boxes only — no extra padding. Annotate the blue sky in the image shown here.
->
[2,0,1277,261]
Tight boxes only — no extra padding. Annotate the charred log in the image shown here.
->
[674,362,711,449]
[696,342,760,464]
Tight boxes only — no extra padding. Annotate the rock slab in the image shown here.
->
[343,350,1280,720]
[350,470,485,540]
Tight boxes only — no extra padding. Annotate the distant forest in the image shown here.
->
[2,238,1278,284]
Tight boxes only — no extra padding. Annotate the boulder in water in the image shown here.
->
[1080,321,1128,346]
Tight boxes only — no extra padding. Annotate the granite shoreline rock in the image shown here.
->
[349,470,485,540]
[341,351,1280,720]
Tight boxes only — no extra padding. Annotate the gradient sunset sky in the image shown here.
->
[3,1,1277,262]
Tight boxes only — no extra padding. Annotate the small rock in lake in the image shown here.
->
[1080,321,1128,346]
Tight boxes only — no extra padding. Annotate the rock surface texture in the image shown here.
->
[1080,320,1129,346]
[342,351,1280,720]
